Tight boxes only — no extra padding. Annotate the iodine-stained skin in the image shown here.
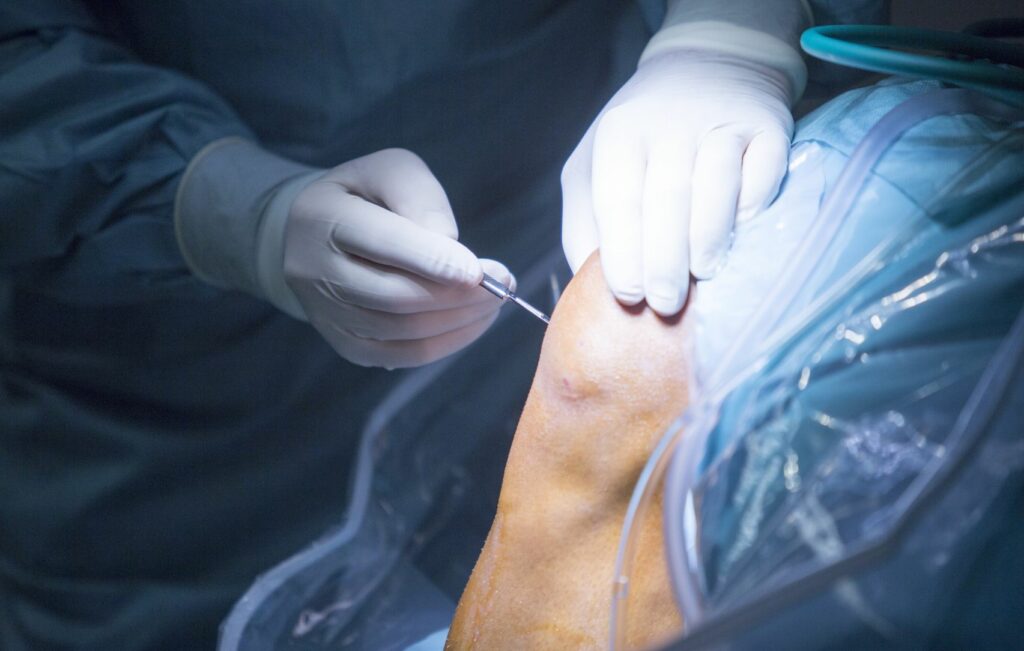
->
[447,252,689,650]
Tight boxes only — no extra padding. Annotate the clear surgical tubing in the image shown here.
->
[661,88,1024,639]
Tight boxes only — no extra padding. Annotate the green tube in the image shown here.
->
[800,25,1024,107]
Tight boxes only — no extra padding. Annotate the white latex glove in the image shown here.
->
[561,52,794,316]
[282,149,513,368]
[175,140,513,369]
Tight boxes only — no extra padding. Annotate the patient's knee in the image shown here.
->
[536,252,690,410]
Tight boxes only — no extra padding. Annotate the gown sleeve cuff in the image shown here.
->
[639,20,808,103]
[174,137,318,316]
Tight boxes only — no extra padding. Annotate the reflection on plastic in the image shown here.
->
[640,81,1024,650]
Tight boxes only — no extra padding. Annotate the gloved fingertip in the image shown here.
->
[440,258,480,287]
[467,258,485,285]
[645,280,686,317]
[737,132,790,222]
[611,284,645,306]
[690,247,726,280]
[734,201,760,224]
[439,243,484,287]
[601,255,645,306]
[736,179,780,222]
[479,258,515,291]
[422,209,459,239]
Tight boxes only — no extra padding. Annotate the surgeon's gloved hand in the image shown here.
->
[561,52,795,317]
[176,140,513,369]
[282,149,515,368]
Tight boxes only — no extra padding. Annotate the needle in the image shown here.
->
[479,273,551,324]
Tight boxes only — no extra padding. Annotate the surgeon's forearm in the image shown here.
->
[660,0,812,38]
[645,0,812,102]
[447,253,689,649]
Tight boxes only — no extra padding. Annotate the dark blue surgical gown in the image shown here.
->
[0,2,651,648]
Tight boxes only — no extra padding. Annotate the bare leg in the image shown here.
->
[447,253,689,650]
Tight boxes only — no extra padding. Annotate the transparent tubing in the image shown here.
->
[607,411,688,650]
[663,88,1024,631]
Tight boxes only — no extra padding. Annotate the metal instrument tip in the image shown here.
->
[479,273,551,325]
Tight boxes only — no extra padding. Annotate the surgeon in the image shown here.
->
[0,0,884,648]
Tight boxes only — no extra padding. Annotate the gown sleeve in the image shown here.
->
[0,0,254,304]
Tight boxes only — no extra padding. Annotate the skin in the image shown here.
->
[447,252,690,650]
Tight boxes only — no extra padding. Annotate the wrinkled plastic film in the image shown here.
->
[668,86,1024,627]
[694,87,1023,399]
[611,82,947,647]
[666,267,1024,651]
[674,210,1024,623]
[611,81,1024,649]
[658,86,1024,649]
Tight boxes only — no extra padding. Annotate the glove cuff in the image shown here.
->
[255,169,323,320]
[640,20,808,104]
[174,137,318,316]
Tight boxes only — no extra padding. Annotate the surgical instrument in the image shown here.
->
[480,273,551,324]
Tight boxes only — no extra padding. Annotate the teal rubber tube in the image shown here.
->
[801,25,1024,107]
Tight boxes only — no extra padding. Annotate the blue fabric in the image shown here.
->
[0,2,650,649]
[404,628,450,651]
